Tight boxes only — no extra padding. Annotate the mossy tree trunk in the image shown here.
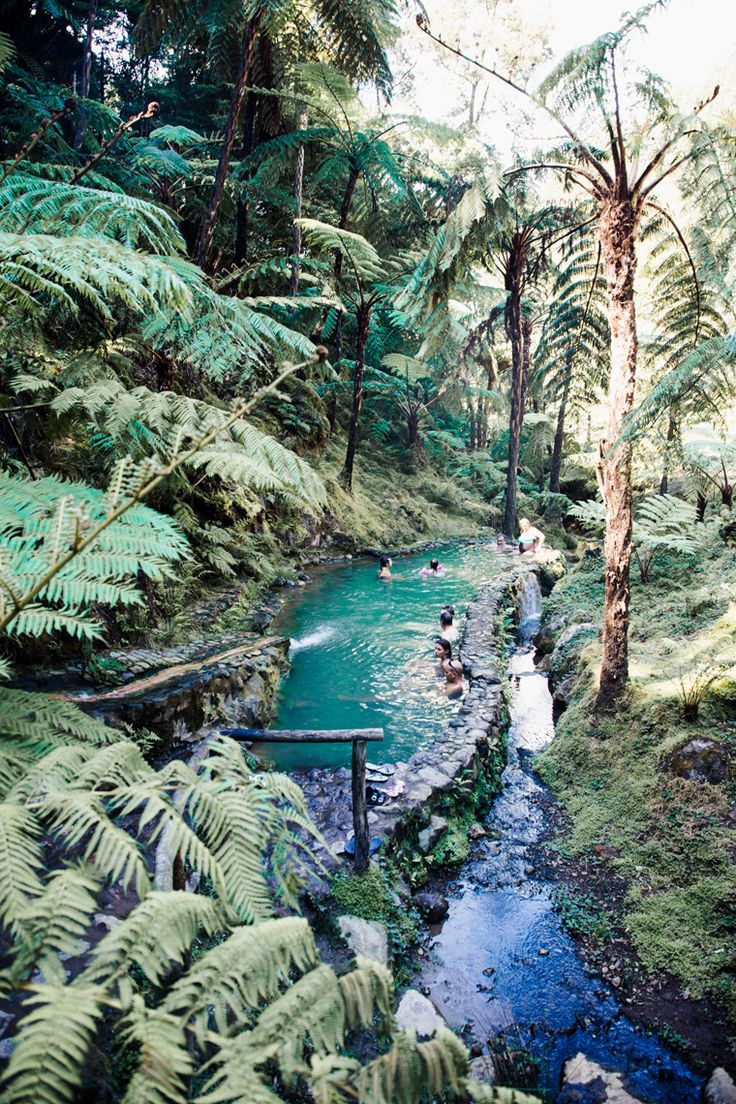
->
[596,196,639,706]
[503,287,531,539]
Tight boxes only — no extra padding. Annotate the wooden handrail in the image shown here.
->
[220,727,383,743]
[223,726,385,872]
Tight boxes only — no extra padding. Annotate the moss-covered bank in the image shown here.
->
[536,548,736,1041]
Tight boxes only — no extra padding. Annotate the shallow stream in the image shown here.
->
[415,593,704,1102]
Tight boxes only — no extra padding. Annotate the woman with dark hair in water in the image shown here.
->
[435,637,463,697]
[378,555,392,579]
[440,607,458,643]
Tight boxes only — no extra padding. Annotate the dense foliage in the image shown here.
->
[0,0,735,1096]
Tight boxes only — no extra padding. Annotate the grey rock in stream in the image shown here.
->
[418,815,448,854]
[705,1068,736,1104]
[558,1053,645,1103]
[412,891,449,923]
[395,990,445,1038]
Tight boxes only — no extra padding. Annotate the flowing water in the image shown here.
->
[269,542,509,771]
[270,551,704,1099]
[415,580,704,1102]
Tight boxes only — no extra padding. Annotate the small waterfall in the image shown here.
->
[517,573,542,646]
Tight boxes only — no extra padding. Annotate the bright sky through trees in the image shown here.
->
[393,0,736,155]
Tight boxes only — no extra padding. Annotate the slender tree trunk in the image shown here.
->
[696,490,707,521]
[289,108,308,296]
[234,94,256,265]
[325,167,360,433]
[596,196,639,707]
[333,166,360,363]
[339,301,371,492]
[73,0,98,151]
[550,361,571,495]
[195,14,262,269]
[503,296,530,537]
[659,411,677,495]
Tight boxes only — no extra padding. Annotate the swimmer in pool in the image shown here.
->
[439,607,458,643]
[434,637,463,698]
[378,554,392,579]
[421,557,444,577]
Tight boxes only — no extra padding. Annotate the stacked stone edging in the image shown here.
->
[294,564,538,853]
[76,636,289,745]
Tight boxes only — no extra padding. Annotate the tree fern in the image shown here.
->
[0,174,185,253]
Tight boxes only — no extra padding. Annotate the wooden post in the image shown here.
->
[219,727,383,871]
[351,739,369,874]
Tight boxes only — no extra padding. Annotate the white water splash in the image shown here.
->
[289,625,338,653]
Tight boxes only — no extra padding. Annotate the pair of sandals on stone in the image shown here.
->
[365,766,404,806]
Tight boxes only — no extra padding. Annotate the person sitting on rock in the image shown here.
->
[378,554,392,579]
[439,608,458,643]
[517,518,545,555]
[434,637,463,698]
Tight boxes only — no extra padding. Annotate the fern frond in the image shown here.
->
[0,802,44,934]
[0,983,106,1104]
[0,174,185,253]
[82,891,223,1003]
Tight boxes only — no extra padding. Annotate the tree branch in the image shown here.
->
[416,17,612,187]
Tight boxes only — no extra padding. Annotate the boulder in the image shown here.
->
[337,916,389,967]
[468,1056,497,1085]
[413,891,450,923]
[665,739,730,785]
[417,815,449,854]
[705,1068,736,1104]
[395,990,445,1038]
[468,822,486,841]
[558,1053,645,1103]
[548,622,600,695]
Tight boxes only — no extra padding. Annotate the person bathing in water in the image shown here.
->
[517,518,545,555]
[378,555,392,579]
[421,557,444,577]
[440,606,458,643]
[435,637,463,698]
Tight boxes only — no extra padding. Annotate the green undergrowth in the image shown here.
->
[538,544,736,1024]
[329,864,420,978]
[552,887,613,944]
[395,757,508,889]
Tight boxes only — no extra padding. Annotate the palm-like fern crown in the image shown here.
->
[134,0,397,97]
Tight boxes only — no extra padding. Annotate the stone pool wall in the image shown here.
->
[72,635,288,747]
[293,563,541,858]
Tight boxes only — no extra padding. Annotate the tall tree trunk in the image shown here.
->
[549,365,570,495]
[596,197,639,707]
[289,108,308,296]
[194,14,262,269]
[659,411,677,495]
[503,296,530,537]
[234,94,256,265]
[339,301,371,492]
[73,0,98,151]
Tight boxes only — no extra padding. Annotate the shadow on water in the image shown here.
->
[416,577,704,1103]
